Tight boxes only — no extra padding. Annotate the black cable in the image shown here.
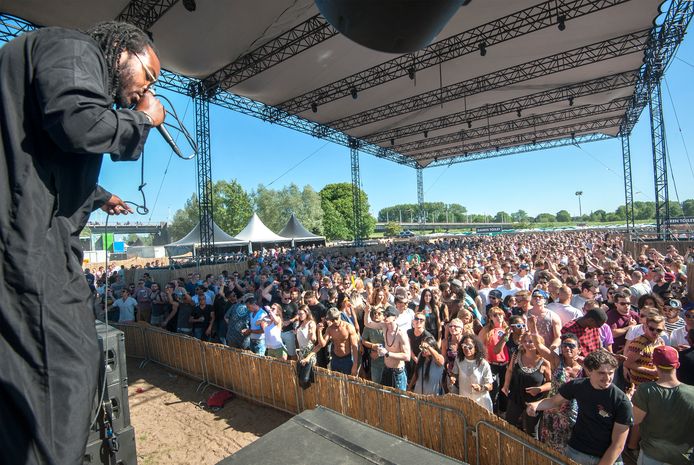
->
[156,93,197,160]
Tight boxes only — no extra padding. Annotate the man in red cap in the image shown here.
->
[632,345,694,465]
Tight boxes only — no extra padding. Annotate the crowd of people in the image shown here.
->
[90,231,694,465]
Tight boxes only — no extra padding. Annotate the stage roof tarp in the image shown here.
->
[279,213,325,243]
[2,0,690,168]
[234,213,291,243]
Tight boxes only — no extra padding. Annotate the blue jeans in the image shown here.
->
[381,366,407,391]
[566,446,623,465]
[192,327,204,340]
[330,353,354,375]
[249,338,265,355]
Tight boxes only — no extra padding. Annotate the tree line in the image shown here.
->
[168,180,375,242]
[378,200,694,224]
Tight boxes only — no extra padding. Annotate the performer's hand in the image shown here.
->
[136,90,165,126]
[101,195,133,215]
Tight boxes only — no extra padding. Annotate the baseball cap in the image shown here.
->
[241,293,255,303]
[652,345,680,369]
[450,279,463,288]
[519,264,529,270]
[489,289,503,299]
[531,289,549,299]
[666,299,682,309]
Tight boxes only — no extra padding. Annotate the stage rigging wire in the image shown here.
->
[148,97,192,221]
[267,141,330,187]
[663,77,694,193]
[424,164,451,195]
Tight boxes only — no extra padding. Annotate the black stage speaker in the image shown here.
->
[216,406,468,465]
[85,322,137,465]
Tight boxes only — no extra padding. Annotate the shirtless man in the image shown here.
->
[365,305,411,390]
[301,308,359,376]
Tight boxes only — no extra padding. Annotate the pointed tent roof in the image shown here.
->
[279,213,325,243]
[167,221,246,247]
[234,213,291,243]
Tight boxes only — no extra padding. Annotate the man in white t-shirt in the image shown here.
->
[495,273,518,300]
[547,285,583,326]
[629,270,652,304]
[513,264,533,291]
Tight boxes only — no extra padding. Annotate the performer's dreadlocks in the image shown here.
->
[85,21,154,106]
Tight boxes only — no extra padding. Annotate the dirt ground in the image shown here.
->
[126,360,291,465]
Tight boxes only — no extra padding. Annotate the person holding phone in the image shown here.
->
[478,307,510,414]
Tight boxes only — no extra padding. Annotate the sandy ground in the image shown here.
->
[126,360,292,465]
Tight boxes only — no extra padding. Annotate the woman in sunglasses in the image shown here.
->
[478,307,510,414]
[527,317,583,453]
[451,334,494,411]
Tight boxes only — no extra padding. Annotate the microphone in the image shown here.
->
[157,124,185,159]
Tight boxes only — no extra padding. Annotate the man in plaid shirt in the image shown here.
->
[561,308,608,357]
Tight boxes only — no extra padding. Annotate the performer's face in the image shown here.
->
[116,46,161,108]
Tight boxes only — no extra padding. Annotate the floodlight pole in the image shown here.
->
[192,82,215,260]
[620,130,635,234]
[648,76,671,239]
[349,138,364,246]
[417,167,425,224]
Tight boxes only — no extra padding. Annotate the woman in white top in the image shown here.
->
[295,305,316,358]
[263,304,286,360]
[451,334,494,411]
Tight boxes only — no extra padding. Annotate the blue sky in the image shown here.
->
[95,30,694,224]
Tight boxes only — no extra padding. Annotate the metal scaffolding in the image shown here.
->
[277,0,631,114]
[350,138,363,246]
[116,0,178,32]
[416,168,424,223]
[649,79,670,237]
[621,131,635,233]
[192,83,215,258]
[328,31,648,131]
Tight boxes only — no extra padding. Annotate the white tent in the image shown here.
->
[234,213,291,251]
[278,213,325,246]
[164,221,247,256]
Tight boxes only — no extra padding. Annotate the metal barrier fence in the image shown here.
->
[115,323,573,465]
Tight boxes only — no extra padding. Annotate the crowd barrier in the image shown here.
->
[115,323,574,465]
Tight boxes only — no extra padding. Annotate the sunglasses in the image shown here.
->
[414,317,426,322]
[462,344,474,350]
[616,302,629,306]
[561,342,577,349]
[685,314,694,319]
[647,326,664,333]
[511,323,526,329]
[132,52,157,88]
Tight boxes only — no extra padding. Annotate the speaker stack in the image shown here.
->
[84,322,137,465]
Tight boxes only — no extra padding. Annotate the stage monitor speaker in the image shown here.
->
[96,321,128,386]
[216,406,468,465]
[83,425,137,465]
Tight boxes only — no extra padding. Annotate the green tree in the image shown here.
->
[634,201,655,220]
[682,199,694,217]
[668,201,683,217]
[556,210,571,222]
[320,183,375,240]
[384,222,402,236]
[169,179,253,241]
[125,233,143,246]
[590,210,607,222]
[511,210,529,222]
[493,211,510,223]
[535,213,556,223]
[253,183,324,234]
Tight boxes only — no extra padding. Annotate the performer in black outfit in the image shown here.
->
[0,22,164,465]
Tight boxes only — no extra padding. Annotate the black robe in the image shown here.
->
[0,27,151,465]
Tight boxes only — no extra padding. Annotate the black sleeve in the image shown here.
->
[614,395,634,426]
[92,185,112,212]
[558,379,577,400]
[33,37,151,159]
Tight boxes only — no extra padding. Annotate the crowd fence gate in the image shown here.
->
[114,323,575,465]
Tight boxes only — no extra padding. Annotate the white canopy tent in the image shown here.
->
[234,213,291,252]
[278,213,325,246]
[164,221,247,256]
